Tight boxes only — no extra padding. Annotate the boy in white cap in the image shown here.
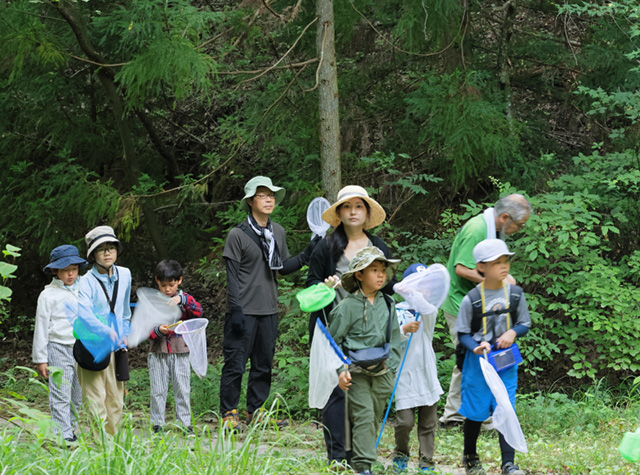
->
[32,245,88,442]
[328,246,402,475]
[219,176,319,430]
[76,225,132,435]
[455,239,531,475]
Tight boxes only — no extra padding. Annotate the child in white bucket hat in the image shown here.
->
[75,225,132,435]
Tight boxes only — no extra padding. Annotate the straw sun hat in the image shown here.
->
[321,185,386,230]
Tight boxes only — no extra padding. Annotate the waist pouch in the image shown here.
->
[347,343,390,368]
[488,343,522,372]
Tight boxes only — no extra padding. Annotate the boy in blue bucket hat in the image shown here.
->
[32,244,88,443]
[392,263,443,474]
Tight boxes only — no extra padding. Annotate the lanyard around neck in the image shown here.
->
[480,280,511,338]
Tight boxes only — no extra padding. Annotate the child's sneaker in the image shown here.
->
[152,425,163,434]
[419,457,435,473]
[501,462,525,475]
[392,454,408,473]
[221,409,241,431]
[464,454,486,475]
[183,426,195,438]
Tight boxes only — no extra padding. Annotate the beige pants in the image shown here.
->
[77,354,124,434]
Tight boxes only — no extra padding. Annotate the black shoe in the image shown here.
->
[183,426,195,437]
[152,425,163,434]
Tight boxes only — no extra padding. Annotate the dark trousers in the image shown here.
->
[322,385,353,463]
[219,312,278,415]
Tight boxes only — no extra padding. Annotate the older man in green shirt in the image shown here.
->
[440,194,532,425]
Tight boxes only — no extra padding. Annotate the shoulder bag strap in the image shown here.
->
[92,268,119,315]
[383,293,393,343]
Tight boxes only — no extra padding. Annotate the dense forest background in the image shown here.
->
[1,0,639,403]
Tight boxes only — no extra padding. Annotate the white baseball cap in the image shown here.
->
[473,239,514,264]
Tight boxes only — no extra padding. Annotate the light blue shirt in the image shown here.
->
[77,265,132,339]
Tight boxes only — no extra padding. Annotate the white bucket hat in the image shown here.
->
[85,225,123,258]
[321,185,386,230]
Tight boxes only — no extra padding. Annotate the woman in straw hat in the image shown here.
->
[306,185,396,467]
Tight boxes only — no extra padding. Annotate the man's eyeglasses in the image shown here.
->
[254,193,276,200]
[507,215,526,230]
[95,245,118,255]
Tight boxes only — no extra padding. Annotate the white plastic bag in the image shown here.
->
[479,357,528,453]
[128,287,182,348]
[175,318,209,379]
[306,197,331,238]
[309,320,349,408]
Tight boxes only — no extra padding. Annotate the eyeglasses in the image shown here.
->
[507,215,526,231]
[95,245,118,255]
[254,193,276,200]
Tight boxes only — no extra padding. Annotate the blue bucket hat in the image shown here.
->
[43,245,89,272]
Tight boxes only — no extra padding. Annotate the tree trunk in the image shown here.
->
[54,0,169,258]
[316,0,341,200]
[497,0,517,122]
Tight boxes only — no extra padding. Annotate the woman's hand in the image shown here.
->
[324,275,341,288]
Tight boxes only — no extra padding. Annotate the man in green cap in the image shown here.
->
[219,176,320,430]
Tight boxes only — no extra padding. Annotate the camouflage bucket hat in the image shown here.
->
[341,246,400,293]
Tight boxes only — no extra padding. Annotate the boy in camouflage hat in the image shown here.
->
[327,246,401,475]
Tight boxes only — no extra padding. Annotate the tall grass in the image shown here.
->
[2,368,639,474]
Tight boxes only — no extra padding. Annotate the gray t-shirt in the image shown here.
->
[223,220,290,315]
[455,284,531,345]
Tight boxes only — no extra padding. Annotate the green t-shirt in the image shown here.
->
[441,214,488,316]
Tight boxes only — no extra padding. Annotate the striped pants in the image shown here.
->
[148,352,191,427]
[47,342,82,439]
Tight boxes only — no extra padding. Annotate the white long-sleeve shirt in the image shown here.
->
[32,277,81,363]
[394,301,444,411]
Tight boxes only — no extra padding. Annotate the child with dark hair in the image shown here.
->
[33,245,88,442]
[456,239,531,475]
[148,259,202,434]
[76,225,132,435]
[328,246,402,475]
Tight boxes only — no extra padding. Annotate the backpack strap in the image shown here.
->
[236,221,276,280]
[468,283,522,335]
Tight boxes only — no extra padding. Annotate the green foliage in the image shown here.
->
[404,70,521,188]
[0,157,119,256]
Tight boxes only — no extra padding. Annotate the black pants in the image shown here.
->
[322,385,353,463]
[219,312,278,415]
